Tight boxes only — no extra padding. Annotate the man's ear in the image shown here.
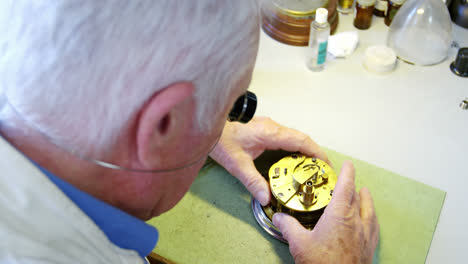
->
[136,82,195,169]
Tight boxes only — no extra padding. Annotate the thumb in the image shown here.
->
[330,160,356,206]
[273,213,308,244]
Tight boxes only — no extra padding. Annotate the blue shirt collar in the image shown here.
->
[35,164,159,258]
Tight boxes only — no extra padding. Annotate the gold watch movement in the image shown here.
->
[252,152,337,242]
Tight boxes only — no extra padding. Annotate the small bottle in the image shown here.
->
[307,8,330,72]
[385,0,405,26]
[374,0,388,17]
[338,0,355,14]
[353,0,376,30]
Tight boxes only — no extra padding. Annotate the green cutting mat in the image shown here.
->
[147,148,446,264]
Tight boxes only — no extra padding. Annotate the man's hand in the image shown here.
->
[273,161,379,264]
[209,116,331,206]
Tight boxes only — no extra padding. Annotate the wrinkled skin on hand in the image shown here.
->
[273,161,380,264]
[209,116,331,206]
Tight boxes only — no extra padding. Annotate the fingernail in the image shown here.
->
[257,191,269,206]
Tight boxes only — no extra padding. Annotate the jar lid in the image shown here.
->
[261,0,339,46]
[273,0,327,17]
[357,0,377,6]
[390,0,405,4]
[375,0,388,11]
[363,45,397,73]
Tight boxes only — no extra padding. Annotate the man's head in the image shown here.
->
[0,1,260,219]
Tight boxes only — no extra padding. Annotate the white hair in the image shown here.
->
[0,0,259,156]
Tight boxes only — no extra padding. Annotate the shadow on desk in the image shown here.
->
[184,150,295,263]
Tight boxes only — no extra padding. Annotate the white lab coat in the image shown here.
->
[0,137,145,264]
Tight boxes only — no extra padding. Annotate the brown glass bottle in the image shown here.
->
[353,0,376,30]
[374,0,388,17]
[385,0,405,26]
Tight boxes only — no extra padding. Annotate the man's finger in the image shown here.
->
[359,187,376,221]
[256,120,332,167]
[276,128,331,167]
[330,161,356,206]
[273,213,308,244]
[224,153,271,205]
[351,190,360,213]
[359,187,380,255]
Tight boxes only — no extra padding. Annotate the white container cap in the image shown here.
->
[315,8,328,24]
[375,0,388,11]
[363,45,397,73]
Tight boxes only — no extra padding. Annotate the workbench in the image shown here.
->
[149,13,468,263]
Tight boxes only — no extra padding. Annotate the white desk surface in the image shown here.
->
[250,13,468,263]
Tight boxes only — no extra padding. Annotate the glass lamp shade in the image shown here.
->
[387,0,453,65]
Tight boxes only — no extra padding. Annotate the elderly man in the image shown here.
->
[0,1,378,264]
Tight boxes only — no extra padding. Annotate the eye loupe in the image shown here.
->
[228,91,257,123]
